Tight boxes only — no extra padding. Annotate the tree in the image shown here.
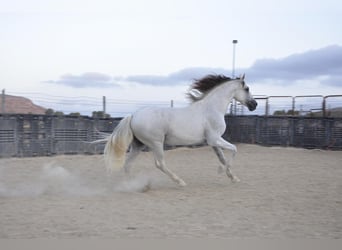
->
[45,109,64,116]
[92,111,110,118]
[54,111,64,116]
[45,108,55,116]
[273,109,299,116]
[286,110,299,116]
[273,110,286,116]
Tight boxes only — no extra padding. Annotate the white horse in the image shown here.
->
[104,74,257,186]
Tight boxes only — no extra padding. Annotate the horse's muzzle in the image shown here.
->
[247,100,257,111]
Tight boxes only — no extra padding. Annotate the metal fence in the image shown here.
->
[3,91,342,118]
[1,114,342,157]
[0,115,120,157]
[224,115,342,150]
[231,95,342,117]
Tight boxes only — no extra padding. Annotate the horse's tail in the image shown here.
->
[104,115,133,172]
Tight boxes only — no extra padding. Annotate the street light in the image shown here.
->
[231,40,238,115]
[232,40,238,78]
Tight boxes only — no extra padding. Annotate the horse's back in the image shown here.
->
[131,107,171,129]
[130,107,171,144]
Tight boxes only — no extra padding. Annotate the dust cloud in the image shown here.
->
[0,161,158,197]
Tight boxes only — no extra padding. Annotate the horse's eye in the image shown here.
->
[245,87,249,92]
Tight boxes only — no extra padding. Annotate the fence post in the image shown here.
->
[102,96,106,118]
[1,89,5,114]
[265,97,269,116]
[292,97,295,115]
[322,96,326,117]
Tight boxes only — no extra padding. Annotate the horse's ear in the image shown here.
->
[189,89,203,100]
[241,73,245,80]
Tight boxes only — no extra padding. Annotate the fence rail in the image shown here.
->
[230,95,342,117]
[1,114,342,157]
[2,91,342,118]
[0,115,120,157]
[224,115,342,150]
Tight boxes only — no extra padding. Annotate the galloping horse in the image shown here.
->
[104,74,257,186]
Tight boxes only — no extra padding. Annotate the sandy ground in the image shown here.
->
[0,144,341,239]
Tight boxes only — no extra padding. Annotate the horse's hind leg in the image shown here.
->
[123,138,145,174]
[151,143,187,187]
[212,146,240,183]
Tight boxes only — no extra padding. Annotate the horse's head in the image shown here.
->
[233,74,257,111]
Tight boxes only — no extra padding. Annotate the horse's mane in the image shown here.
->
[187,74,233,102]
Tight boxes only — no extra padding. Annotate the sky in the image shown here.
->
[1,0,342,115]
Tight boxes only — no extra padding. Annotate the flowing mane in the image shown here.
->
[187,74,233,102]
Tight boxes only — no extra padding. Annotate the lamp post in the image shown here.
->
[232,39,238,78]
[231,40,238,115]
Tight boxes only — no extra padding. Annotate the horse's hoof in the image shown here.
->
[141,182,151,192]
[232,176,240,183]
[178,180,187,187]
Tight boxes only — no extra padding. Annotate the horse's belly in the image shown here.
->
[164,128,205,146]
[165,137,204,146]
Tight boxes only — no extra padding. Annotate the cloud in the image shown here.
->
[45,72,120,88]
[45,45,342,89]
[245,45,342,85]
[121,67,231,86]
[321,75,342,87]
[121,45,342,87]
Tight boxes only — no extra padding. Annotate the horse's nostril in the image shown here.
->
[247,100,257,111]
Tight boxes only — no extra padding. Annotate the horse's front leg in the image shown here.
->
[212,146,227,174]
[209,138,240,183]
[212,146,240,183]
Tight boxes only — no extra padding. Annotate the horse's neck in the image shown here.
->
[200,82,237,115]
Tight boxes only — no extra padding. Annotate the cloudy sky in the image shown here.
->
[1,0,341,114]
